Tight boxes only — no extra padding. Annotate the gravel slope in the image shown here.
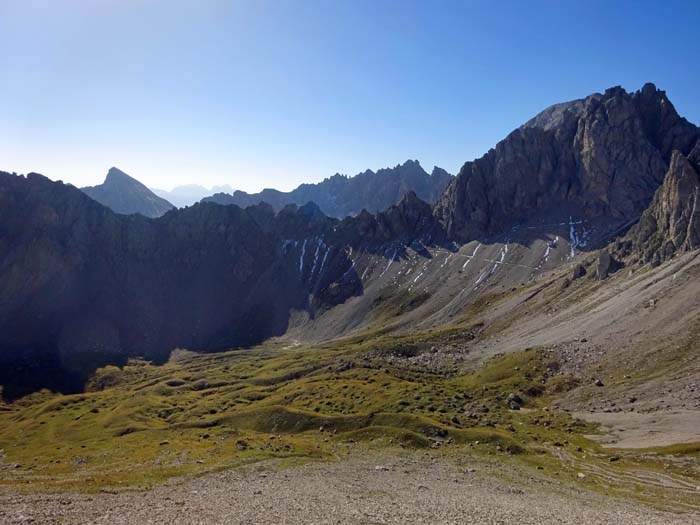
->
[3,453,698,524]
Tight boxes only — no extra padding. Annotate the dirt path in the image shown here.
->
[2,453,698,524]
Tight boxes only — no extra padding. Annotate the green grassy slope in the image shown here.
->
[0,332,697,510]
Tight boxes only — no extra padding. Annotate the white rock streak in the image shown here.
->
[299,239,307,273]
[360,266,369,280]
[379,249,398,277]
[462,243,481,269]
[440,253,453,268]
[318,248,330,275]
[341,260,355,278]
[474,269,489,287]
[310,239,323,276]
[569,217,584,257]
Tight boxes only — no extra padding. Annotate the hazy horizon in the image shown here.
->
[2,0,699,193]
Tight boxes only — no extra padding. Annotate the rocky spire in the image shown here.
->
[618,149,700,266]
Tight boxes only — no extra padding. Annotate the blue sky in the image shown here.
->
[1,0,698,191]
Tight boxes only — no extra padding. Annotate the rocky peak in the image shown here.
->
[274,202,335,239]
[398,189,421,205]
[81,167,174,218]
[617,150,700,266]
[399,159,422,170]
[104,167,136,185]
[523,93,600,132]
[434,83,696,244]
[431,166,451,179]
[371,191,442,242]
[632,83,698,162]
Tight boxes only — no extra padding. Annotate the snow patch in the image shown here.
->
[462,243,481,269]
[379,249,398,277]
[310,239,324,276]
[440,253,453,269]
[318,247,330,275]
[360,266,369,280]
[474,269,489,287]
[299,239,307,273]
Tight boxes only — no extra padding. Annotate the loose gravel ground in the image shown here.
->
[2,452,698,524]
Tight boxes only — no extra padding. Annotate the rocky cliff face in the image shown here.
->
[0,172,364,394]
[203,160,452,218]
[615,145,700,266]
[82,167,175,218]
[0,172,444,396]
[434,84,699,242]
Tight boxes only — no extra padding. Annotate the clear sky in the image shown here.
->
[1,0,698,192]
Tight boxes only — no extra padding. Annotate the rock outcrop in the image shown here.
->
[616,146,700,266]
[82,167,174,218]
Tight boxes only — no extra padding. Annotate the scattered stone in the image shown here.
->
[596,251,620,280]
[507,393,523,405]
[571,264,587,280]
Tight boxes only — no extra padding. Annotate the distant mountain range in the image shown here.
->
[152,184,235,208]
[81,167,174,218]
[85,161,452,219]
[202,160,453,218]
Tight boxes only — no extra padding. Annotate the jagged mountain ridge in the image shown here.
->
[0,171,445,396]
[203,160,452,218]
[614,144,700,265]
[434,83,699,242]
[1,83,699,398]
[81,167,175,218]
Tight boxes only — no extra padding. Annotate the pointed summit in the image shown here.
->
[81,167,174,218]
[104,167,137,184]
